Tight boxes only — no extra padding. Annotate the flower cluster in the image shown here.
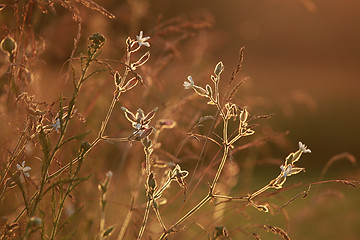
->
[274,141,312,189]
[136,31,150,48]
[121,107,158,141]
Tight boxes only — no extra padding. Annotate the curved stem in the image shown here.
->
[137,200,151,240]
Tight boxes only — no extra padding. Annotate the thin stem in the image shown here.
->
[98,91,120,138]
[144,146,151,177]
[117,199,134,240]
[152,202,166,231]
[212,194,247,201]
[159,195,211,240]
[137,200,151,240]
[210,146,229,191]
[154,178,173,199]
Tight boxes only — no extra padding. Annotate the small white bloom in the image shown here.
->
[52,118,60,132]
[280,164,292,178]
[16,161,31,177]
[136,31,150,47]
[183,76,194,89]
[299,141,311,153]
[106,171,113,179]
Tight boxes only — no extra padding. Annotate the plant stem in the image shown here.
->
[137,200,151,240]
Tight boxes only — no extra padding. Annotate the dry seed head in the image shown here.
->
[88,33,105,49]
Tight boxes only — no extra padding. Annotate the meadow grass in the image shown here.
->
[0,1,359,240]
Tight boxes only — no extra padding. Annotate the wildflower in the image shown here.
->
[280,164,304,178]
[52,118,60,132]
[280,164,292,178]
[16,161,31,177]
[136,31,150,47]
[183,76,194,89]
[299,141,311,153]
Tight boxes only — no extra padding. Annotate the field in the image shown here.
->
[0,1,359,239]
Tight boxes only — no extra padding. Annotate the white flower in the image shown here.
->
[16,161,31,177]
[299,141,311,153]
[280,164,292,178]
[136,31,150,47]
[52,118,60,132]
[183,76,194,89]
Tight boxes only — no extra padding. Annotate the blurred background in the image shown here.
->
[1,0,359,239]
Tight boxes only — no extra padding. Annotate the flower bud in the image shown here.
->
[88,33,105,48]
[114,71,121,86]
[27,217,42,230]
[214,61,224,76]
[205,84,213,99]
[147,172,157,192]
[240,107,249,123]
[156,119,176,129]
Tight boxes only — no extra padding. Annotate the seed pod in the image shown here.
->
[133,51,150,69]
[147,172,157,192]
[291,149,303,164]
[205,84,213,99]
[240,107,249,123]
[121,77,138,92]
[214,61,224,76]
[114,71,121,86]
[193,85,208,97]
[143,107,158,124]
[285,153,294,165]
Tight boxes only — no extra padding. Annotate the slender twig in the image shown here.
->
[137,200,151,240]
